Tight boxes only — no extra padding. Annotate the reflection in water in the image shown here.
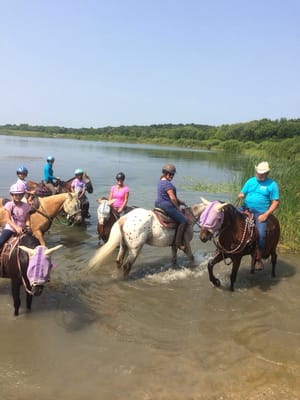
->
[0,135,299,399]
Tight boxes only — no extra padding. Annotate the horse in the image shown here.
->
[27,172,94,195]
[0,232,63,315]
[198,200,280,291]
[89,200,207,278]
[29,193,82,245]
[27,173,93,219]
[96,197,137,244]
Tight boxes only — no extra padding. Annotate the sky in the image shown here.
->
[0,0,299,128]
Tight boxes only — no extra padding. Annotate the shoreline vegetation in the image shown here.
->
[1,118,299,252]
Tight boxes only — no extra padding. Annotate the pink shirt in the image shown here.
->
[110,185,129,208]
[4,201,31,232]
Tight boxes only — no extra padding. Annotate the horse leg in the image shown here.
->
[123,247,141,279]
[182,242,194,263]
[208,252,223,288]
[11,278,22,316]
[229,256,242,291]
[270,250,277,277]
[250,251,256,274]
[116,239,127,269]
[26,292,33,311]
[171,245,178,265]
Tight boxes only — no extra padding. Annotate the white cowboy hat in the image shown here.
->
[255,161,270,174]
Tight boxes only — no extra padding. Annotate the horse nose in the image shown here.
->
[31,285,44,296]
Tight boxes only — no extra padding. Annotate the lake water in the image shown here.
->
[0,135,299,400]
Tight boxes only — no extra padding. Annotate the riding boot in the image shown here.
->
[175,223,187,250]
[255,248,264,271]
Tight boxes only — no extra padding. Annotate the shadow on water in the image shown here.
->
[203,255,297,292]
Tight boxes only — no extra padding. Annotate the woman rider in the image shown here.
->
[154,163,187,250]
[108,172,129,215]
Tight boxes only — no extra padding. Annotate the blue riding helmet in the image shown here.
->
[74,168,84,175]
[47,156,55,161]
[16,166,28,175]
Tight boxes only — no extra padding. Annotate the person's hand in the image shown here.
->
[258,213,268,223]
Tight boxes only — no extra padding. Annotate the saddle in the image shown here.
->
[0,236,20,278]
[153,208,177,229]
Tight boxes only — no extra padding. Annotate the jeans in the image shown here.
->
[155,202,187,224]
[238,206,267,251]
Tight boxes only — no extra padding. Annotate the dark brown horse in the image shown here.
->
[0,232,62,316]
[96,197,137,244]
[199,201,280,291]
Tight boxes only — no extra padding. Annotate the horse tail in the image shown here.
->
[88,221,122,271]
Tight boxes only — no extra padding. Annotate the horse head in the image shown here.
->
[63,192,82,224]
[18,244,63,296]
[199,200,228,242]
[97,198,115,225]
[83,172,93,193]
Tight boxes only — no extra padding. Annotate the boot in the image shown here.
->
[254,248,264,271]
[175,223,188,250]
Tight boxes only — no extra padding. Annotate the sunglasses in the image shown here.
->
[167,172,174,177]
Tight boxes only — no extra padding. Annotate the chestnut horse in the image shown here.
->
[0,193,82,246]
[97,197,137,244]
[199,201,280,291]
[0,232,62,315]
[89,200,206,278]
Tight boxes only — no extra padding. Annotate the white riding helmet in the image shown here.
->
[10,182,26,195]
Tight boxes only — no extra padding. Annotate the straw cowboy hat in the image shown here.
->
[255,161,271,174]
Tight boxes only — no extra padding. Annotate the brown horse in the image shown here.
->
[27,172,93,196]
[199,201,280,291]
[96,197,137,244]
[0,193,82,246]
[27,173,93,220]
[29,193,82,245]
[0,232,62,316]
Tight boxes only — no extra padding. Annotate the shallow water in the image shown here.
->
[0,135,299,399]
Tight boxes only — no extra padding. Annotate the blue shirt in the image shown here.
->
[155,179,177,209]
[241,176,280,214]
[43,162,56,183]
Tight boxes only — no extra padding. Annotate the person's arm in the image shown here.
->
[258,200,280,222]
[5,209,23,235]
[166,189,181,209]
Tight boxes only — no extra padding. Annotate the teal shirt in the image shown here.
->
[241,176,279,214]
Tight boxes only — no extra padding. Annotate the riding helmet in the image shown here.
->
[162,163,176,174]
[74,168,84,175]
[116,172,125,181]
[47,156,55,161]
[10,182,26,195]
[16,165,28,176]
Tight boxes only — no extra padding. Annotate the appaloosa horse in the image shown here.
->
[0,232,62,315]
[89,200,206,278]
[199,200,280,291]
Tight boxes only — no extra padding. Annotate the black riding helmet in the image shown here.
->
[116,172,125,181]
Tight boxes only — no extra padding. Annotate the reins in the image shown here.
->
[184,206,201,232]
[213,212,256,264]
[16,239,34,295]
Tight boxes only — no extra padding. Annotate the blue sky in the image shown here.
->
[1,0,299,128]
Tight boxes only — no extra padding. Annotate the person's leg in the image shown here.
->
[0,229,14,249]
[165,206,188,250]
[254,214,268,270]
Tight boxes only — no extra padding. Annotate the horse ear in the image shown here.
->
[19,246,35,257]
[214,202,228,212]
[200,197,211,205]
[44,244,64,256]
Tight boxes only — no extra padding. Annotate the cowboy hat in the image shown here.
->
[255,161,270,174]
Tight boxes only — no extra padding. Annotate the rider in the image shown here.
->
[71,168,90,218]
[0,183,32,251]
[43,156,60,195]
[237,161,280,270]
[15,165,29,192]
[108,172,129,215]
[154,163,187,250]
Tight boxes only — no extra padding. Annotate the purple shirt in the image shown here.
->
[155,179,177,208]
